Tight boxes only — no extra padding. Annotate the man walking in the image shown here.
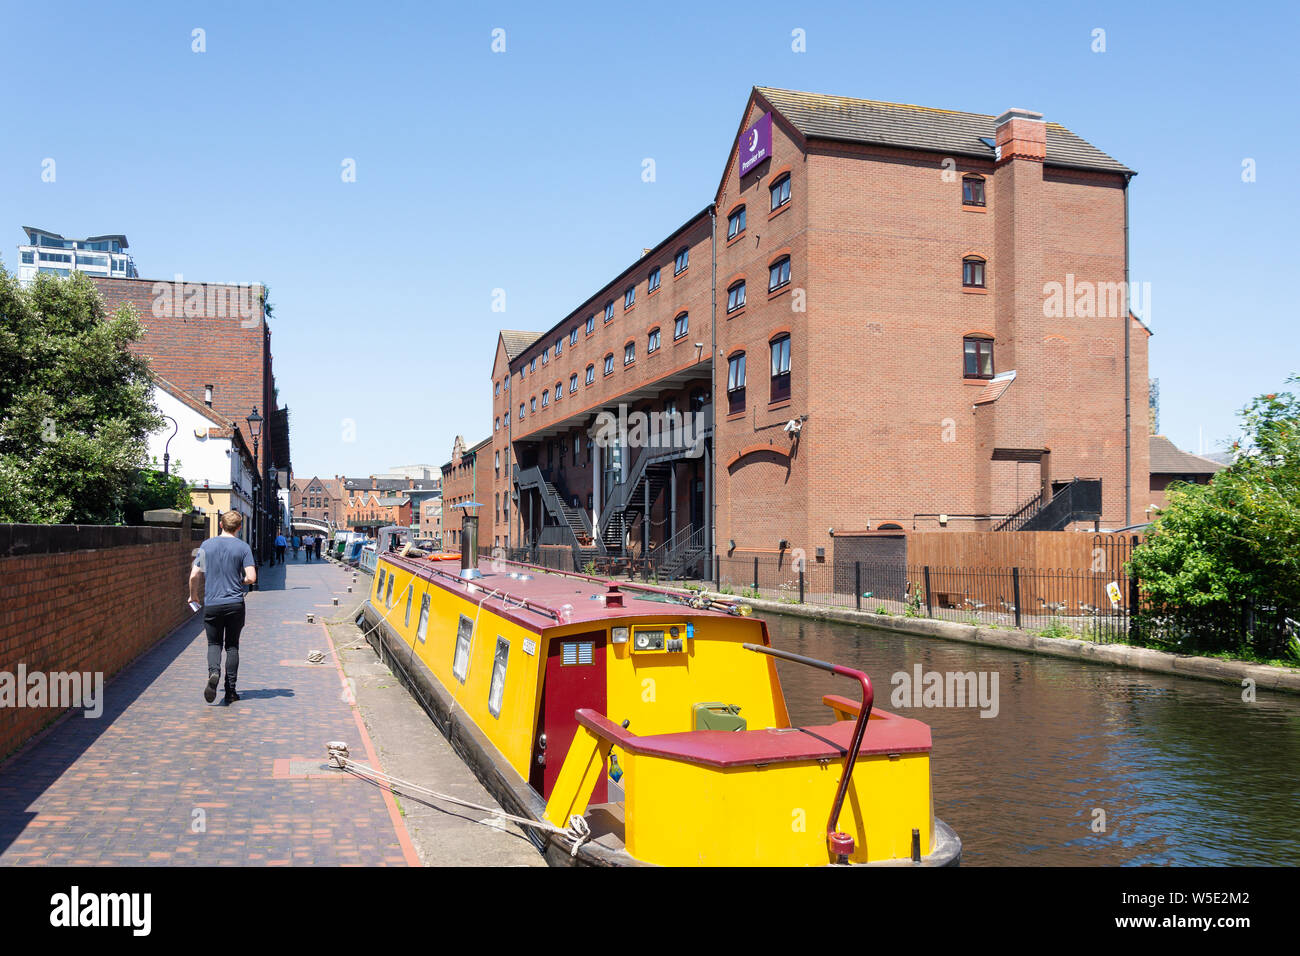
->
[274,532,287,565]
[303,533,313,561]
[314,534,323,561]
[189,511,257,705]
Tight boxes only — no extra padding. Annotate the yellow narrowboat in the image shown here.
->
[360,549,961,867]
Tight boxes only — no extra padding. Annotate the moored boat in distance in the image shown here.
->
[360,547,960,866]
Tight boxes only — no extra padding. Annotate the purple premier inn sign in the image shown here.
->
[738,112,772,176]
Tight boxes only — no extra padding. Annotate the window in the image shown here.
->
[529,358,537,372]
[674,247,689,275]
[519,403,524,420]
[624,341,635,365]
[404,588,413,628]
[585,364,595,385]
[586,315,595,334]
[453,614,473,682]
[770,174,791,211]
[624,286,635,310]
[385,572,395,608]
[647,328,661,353]
[727,206,746,239]
[768,256,791,293]
[604,353,615,375]
[962,175,986,206]
[647,267,660,293]
[488,637,509,718]
[495,416,500,431]
[19,251,34,264]
[530,396,537,412]
[570,327,579,345]
[770,334,791,403]
[673,312,689,340]
[727,280,746,313]
[604,301,615,323]
[416,595,430,642]
[574,435,581,460]
[727,352,747,414]
[562,641,595,665]
[494,381,500,396]
[541,349,549,366]
[554,383,562,402]
[963,256,986,288]
[541,390,549,407]
[555,337,563,356]
[964,337,994,379]
[494,450,500,470]
[570,373,578,392]
[376,568,386,596]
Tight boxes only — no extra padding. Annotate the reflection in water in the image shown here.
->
[764,613,1300,866]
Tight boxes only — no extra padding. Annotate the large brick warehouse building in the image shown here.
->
[488,87,1150,575]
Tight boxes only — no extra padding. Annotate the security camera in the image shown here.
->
[783,419,803,434]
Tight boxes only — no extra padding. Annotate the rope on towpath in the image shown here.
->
[324,742,591,857]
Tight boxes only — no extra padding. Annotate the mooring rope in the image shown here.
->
[324,743,591,857]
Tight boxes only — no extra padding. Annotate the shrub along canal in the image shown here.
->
[765,613,1300,866]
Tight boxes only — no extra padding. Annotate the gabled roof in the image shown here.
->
[501,330,543,360]
[754,87,1133,175]
[1150,435,1225,475]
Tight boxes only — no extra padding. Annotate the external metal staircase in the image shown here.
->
[994,478,1103,532]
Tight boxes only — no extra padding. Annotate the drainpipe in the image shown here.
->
[709,205,717,562]
[1123,172,1132,527]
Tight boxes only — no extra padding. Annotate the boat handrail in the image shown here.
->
[497,557,747,615]
[381,552,567,624]
[741,643,875,864]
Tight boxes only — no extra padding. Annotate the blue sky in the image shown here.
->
[3,0,1296,478]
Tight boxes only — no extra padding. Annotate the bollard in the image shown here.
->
[347,585,352,593]
[307,613,315,624]
[333,597,339,605]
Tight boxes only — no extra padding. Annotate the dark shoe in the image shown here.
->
[222,690,240,704]
[204,670,220,703]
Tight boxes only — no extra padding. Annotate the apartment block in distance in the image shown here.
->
[492,86,1150,575]
[17,226,138,284]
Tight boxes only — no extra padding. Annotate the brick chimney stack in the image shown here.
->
[993,108,1046,164]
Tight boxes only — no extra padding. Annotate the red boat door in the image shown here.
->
[531,631,607,803]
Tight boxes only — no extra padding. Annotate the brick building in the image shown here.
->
[90,275,291,561]
[1148,435,1222,516]
[343,489,411,536]
[290,475,345,529]
[441,436,492,553]
[491,86,1150,574]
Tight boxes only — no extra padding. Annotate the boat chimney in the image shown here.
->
[460,513,479,576]
[605,583,624,608]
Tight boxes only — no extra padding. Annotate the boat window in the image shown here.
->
[488,637,509,718]
[561,641,594,666]
[376,568,386,596]
[453,614,473,682]
[385,572,395,608]
[417,594,430,642]
[404,587,413,627]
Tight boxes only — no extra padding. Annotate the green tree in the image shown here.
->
[1128,375,1300,655]
[0,266,163,524]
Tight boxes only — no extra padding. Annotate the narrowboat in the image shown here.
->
[359,548,961,866]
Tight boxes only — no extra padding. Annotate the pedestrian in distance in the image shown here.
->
[188,510,256,705]
[274,532,286,565]
[314,534,322,561]
[292,534,301,559]
[303,533,313,561]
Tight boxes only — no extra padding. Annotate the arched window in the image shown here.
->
[770,333,791,403]
[963,336,994,379]
[768,256,791,293]
[673,311,689,340]
[962,255,986,288]
[727,205,746,239]
[674,247,690,275]
[727,352,747,415]
[647,328,661,353]
[624,341,635,365]
[727,280,747,313]
[603,353,615,375]
[770,174,791,211]
[962,174,986,206]
[585,364,595,385]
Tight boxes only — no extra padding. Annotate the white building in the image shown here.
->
[147,375,257,540]
[17,226,138,285]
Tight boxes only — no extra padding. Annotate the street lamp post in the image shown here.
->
[246,407,263,565]
[161,414,178,476]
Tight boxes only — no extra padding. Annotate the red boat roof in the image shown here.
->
[377,553,740,632]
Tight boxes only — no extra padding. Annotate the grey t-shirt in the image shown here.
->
[194,535,255,607]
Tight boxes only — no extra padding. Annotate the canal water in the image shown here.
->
[764,612,1300,866]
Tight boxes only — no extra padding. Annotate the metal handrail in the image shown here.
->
[742,643,874,864]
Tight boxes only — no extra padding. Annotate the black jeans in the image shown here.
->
[275,545,285,564]
[204,603,245,692]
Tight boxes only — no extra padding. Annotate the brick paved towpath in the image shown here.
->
[0,553,429,866]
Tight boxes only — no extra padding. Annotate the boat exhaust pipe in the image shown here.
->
[460,514,481,579]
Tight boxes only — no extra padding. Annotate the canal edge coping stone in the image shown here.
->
[706,593,1300,695]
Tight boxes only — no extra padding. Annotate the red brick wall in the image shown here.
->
[0,526,199,760]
